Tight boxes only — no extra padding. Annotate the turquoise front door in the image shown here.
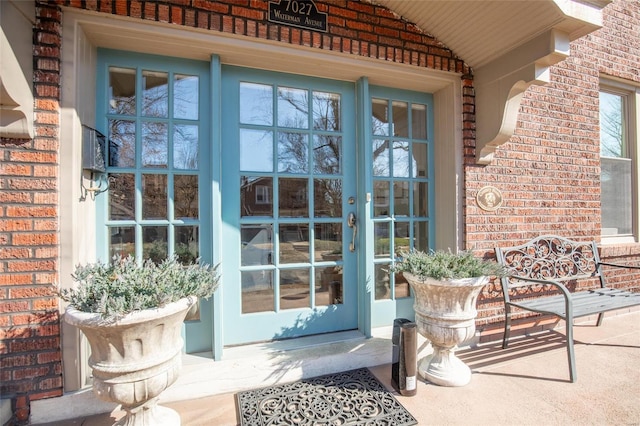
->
[221,67,358,345]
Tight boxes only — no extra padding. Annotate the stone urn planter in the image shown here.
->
[64,298,195,425]
[403,273,488,387]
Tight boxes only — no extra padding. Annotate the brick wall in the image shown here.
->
[0,2,63,403]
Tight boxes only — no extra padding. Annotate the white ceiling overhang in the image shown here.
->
[375,0,610,163]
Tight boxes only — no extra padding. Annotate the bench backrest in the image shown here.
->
[495,235,605,297]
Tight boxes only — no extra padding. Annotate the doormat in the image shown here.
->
[236,367,417,425]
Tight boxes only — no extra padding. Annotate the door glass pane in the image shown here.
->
[142,174,167,220]
[394,222,410,254]
[279,178,308,218]
[395,272,411,298]
[280,268,310,309]
[313,135,341,174]
[142,70,168,117]
[240,129,273,172]
[142,226,168,263]
[315,267,342,306]
[374,263,391,300]
[413,182,428,217]
[142,121,168,167]
[412,104,427,139]
[241,224,273,266]
[278,87,308,129]
[241,176,273,217]
[371,98,389,136]
[242,270,274,313]
[278,132,308,173]
[279,224,309,263]
[109,173,135,220]
[240,82,273,125]
[313,91,340,131]
[109,67,136,115]
[314,179,342,217]
[394,181,409,216]
[108,119,136,167]
[174,74,199,120]
[175,225,199,264]
[373,139,390,177]
[174,175,198,219]
[413,221,429,252]
[373,181,389,217]
[392,141,410,177]
[374,222,390,258]
[392,101,408,137]
[174,124,199,169]
[412,143,428,178]
[109,226,135,258]
[314,223,342,261]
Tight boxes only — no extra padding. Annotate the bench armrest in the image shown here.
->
[598,262,640,270]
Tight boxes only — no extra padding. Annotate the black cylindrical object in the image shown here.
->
[391,318,417,396]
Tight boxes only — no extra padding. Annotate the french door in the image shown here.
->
[221,67,358,345]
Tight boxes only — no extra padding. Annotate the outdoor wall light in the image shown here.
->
[81,125,110,200]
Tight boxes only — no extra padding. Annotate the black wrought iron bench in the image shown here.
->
[494,235,640,382]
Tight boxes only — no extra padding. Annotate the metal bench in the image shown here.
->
[494,235,640,382]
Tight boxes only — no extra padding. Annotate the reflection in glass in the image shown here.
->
[413,182,428,217]
[109,226,135,259]
[394,181,409,216]
[241,176,273,217]
[412,104,427,139]
[109,173,135,220]
[174,124,198,169]
[174,175,198,219]
[279,224,310,263]
[142,121,168,167]
[241,224,273,266]
[280,268,310,309]
[108,119,136,167]
[109,67,136,115]
[240,82,273,126]
[314,179,342,217]
[372,139,390,176]
[412,143,428,178]
[174,74,199,120]
[313,135,341,174]
[142,70,168,118]
[242,270,274,314]
[374,263,391,300]
[413,221,428,252]
[374,222,390,258]
[175,226,199,264]
[240,129,273,172]
[373,181,389,217]
[142,226,168,263]
[315,267,343,306]
[278,87,308,129]
[392,141,410,177]
[371,98,389,136]
[392,101,408,137]
[395,222,410,255]
[142,174,167,219]
[395,272,411,298]
[278,132,308,173]
[313,91,340,131]
[314,223,342,262]
[279,178,308,218]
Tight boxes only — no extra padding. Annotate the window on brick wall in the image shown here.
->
[599,81,639,242]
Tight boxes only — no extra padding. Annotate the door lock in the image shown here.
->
[347,212,357,252]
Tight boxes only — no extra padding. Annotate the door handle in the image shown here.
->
[347,212,357,252]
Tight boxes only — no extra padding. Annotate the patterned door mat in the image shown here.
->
[236,367,417,425]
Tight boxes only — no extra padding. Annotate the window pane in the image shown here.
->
[314,223,342,261]
[241,176,273,217]
[242,270,274,314]
[314,179,342,217]
[412,142,428,178]
[240,129,273,172]
[392,141,410,177]
[142,226,168,263]
[174,124,198,169]
[372,98,389,136]
[278,87,308,129]
[395,221,410,254]
[279,224,309,263]
[412,103,427,140]
[313,91,341,131]
[174,175,198,219]
[175,226,199,264]
[392,101,408,137]
[601,157,632,235]
[374,181,390,217]
[142,121,168,168]
[240,82,273,126]
[241,224,273,266]
[280,268,310,310]
[109,173,135,220]
[372,139,390,177]
[174,74,198,120]
[108,119,136,168]
[413,182,428,217]
[394,181,409,216]
[313,135,341,174]
[109,67,136,115]
[599,91,625,158]
[278,132,308,173]
[279,178,308,218]
[142,70,168,118]
[142,174,167,219]
[374,222,390,258]
[413,221,428,252]
[109,226,135,258]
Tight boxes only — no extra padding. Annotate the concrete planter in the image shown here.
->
[64,297,196,426]
[403,273,488,387]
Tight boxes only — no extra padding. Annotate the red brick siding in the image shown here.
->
[0,2,63,400]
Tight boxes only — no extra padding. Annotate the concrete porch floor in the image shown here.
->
[33,310,640,425]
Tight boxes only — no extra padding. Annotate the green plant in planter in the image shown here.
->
[392,249,506,281]
[59,255,220,320]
